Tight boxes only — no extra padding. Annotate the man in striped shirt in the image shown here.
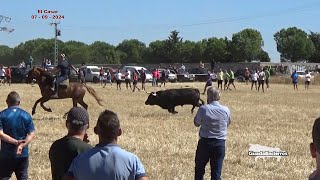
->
[194,87,231,180]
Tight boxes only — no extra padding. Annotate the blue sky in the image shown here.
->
[1,0,320,62]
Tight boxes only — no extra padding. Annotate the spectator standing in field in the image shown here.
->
[181,64,186,72]
[6,66,11,86]
[156,69,160,87]
[251,70,259,91]
[46,59,52,67]
[309,117,320,180]
[132,71,140,92]
[0,65,6,85]
[42,58,46,69]
[152,69,157,87]
[49,107,93,180]
[265,66,271,90]
[194,87,231,180]
[258,68,265,93]
[291,70,299,90]
[115,70,122,90]
[223,70,229,91]
[64,110,148,180]
[0,91,35,180]
[99,67,105,86]
[103,69,112,88]
[79,63,86,85]
[199,61,204,69]
[305,70,311,90]
[227,69,236,90]
[26,56,33,69]
[159,69,167,87]
[202,71,213,95]
[141,69,147,91]
[245,68,250,85]
[125,69,132,90]
[217,69,223,90]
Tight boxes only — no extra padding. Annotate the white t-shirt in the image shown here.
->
[116,73,122,80]
[305,73,311,82]
[0,68,6,76]
[125,71,131,80]
[258,71,265,80]
[252,73,259,81]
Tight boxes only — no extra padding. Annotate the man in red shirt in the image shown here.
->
[6,66,11,86]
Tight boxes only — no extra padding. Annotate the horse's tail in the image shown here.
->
[83,84,104,106]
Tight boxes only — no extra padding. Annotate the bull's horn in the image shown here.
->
[151,92,157,96]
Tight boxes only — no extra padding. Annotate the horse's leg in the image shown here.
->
[63,98,78,118]
[32,97,43,115]
[40,97,52,112]
[78,98,88,110]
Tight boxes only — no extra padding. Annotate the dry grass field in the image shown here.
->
[1,81,320,180]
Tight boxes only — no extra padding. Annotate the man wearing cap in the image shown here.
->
[194,87,231,180]
[0,91,35,180]
[309,117,320,180]
[49,107,92,180]
[64,110,148,180]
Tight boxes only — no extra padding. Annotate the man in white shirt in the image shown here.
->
[305,70,311,90]
[124,69,132,90]
[251,70,259,91]
[115,70,122,90]
[0,65,6,85]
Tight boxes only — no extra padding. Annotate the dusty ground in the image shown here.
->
[1,81,319,180]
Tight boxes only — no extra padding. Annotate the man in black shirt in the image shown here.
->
[49,107,92,180]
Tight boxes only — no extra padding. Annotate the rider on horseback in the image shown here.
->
[51,54,76,98]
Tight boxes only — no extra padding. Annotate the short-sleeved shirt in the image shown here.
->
[291,73,299,83]
[49,136,93,180]
[194,101,231,140]
[116,73,122,80]
[265,70,270,80]
[66,144,146,180]
[224,72,230,80]
[252,73,259,81]
[0,106,35,158]
[141,72,146,81]
[217,72,223,81]
[306,73,311,82]
[229,71,234,79]
[125,71,131,80]
[258,71,265,80]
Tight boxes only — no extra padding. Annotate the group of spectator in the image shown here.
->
[41,58,52,70]
[0,64,12,86]
[291,70,312,90]
[249,67,271,93]
[151,68,170,87]
[0,91,148,180]
[113,69,145,92]
[203,69,236,94]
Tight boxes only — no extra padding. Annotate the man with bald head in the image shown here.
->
[309,117,320,180]
[194,87,231,180]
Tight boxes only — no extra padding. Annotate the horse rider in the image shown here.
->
[50,54,76,98]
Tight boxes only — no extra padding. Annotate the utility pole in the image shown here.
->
[0,15,14,33]
[50,21,60,65]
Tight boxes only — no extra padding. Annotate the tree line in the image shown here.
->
[0,27,319,66]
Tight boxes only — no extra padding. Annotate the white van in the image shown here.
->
[119,66,153,82]
[84,66,105,83]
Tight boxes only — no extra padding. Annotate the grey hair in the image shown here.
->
[207,87,221,103]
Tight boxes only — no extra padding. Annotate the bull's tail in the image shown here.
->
[199,98,205,105]
[83,84,104,106]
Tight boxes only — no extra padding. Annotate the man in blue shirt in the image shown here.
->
[291,70,299,90]
[64,110,148,180]
[0,91,35,180]
[194,87,231,180]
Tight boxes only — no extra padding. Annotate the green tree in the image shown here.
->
[89,41,116,64]
[203,37,228,63]
[146,40,168,63]
[231,28,264,62]
[274,27,315,62]
[0,45,14,65]
[165,30,183,63]
[308,31,320,62]
[64,41,89,64]
[257,50,270,62]
[116,39,146,63]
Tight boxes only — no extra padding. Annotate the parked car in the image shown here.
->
[84,66,106,83]
[296,70,315,80]
[188,68,216,82]
[119,66,153,82]
[10,66,29,83]
[234,69,254,82]
[158,68,177,82]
